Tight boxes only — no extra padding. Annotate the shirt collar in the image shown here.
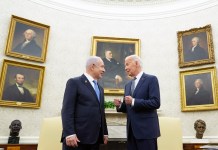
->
[135,71,143,80]
[84,73,95,83]
[16,83,22,87]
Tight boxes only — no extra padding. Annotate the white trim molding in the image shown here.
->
[0,136,38,144]
[183,136,218,143]
[1,136,218,144]
[28,0,218,20]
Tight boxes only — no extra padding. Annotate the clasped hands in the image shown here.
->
[114,96,133,107]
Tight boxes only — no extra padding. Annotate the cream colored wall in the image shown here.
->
[0,0,218,143]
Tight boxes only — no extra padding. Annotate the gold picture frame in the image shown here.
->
[177,25,215,68]
[180,67,218,111]
[0,59,45,108]
[91,36,140,95]
[5,15,50,62]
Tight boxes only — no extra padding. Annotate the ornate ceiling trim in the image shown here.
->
[28,0,218,20]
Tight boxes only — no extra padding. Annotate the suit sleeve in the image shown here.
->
[134,76,160,110]
[103,110,108,135]
[117,86,127,113]
[61,79,77,138]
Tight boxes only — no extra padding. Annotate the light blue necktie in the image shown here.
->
[93,80,100,101]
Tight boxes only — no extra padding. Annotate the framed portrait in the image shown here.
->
[180,67,218,112]
[91,36,140,95]
[177,24,215,68]
[5,15,50,63]
[0,59,45,108]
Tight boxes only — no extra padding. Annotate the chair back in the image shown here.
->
[158,117,183,150]
[37,117,62,150]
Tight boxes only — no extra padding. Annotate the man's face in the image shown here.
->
[10,120,22,133]
[24,30,34,41]
[125,57,137,77]
[105,51,112,59]
[93,59,105,80]
[194,80,202,88]
[196,123,206,135]
[15,74,25,85]
[191,38,198,47]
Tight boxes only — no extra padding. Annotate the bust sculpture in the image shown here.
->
[8,120,22,144]
[194,119,206,139]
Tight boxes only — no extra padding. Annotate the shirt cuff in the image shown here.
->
[66,134,76,139]
[132,98,135,106]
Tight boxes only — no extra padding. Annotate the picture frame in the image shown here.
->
[177,24,215,68]
[180,66,218,112]
[0,59,45,108]
[91,36,140,95]
[5,15,50,63]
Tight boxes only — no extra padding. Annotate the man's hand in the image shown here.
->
[114,99,121,107]
[124,96,133,105]
[66,135,80,147]
[104,135,108,144]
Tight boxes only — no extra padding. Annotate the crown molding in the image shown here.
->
[28,0,218,20]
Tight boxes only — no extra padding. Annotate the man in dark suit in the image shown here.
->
[101,49,125,89]
[13,29,42,57]
[114,55,160,150]
[184,36,209,62]
[61,56,108,150]
[187,78,213,105]
[3,73,34,102]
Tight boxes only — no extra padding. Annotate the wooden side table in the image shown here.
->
[183,143,218,150]
[0,144,37,150]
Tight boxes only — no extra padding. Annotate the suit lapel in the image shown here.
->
[133,73,146,96]
[80,74,100,103]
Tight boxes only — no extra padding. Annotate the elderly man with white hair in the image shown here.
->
[184,36,209,62]
[13,29,42,57]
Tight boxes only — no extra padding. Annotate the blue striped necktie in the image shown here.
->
[93,80,100,101]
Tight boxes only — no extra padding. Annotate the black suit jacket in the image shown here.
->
[61,74,108,145]
[117,73,161,139]
[101,58,125,88]
[184,45,208,62]
[13,40,42,57]
[3,84,34,102]
[187,87,213,105]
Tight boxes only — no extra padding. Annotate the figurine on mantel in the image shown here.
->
[8,120,22,144]
[194,119,206,139]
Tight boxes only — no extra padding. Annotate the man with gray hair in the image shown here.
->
[13,29,42,57]
[114,55,161,150]
[61,56,108,150]
[184,36,208,62]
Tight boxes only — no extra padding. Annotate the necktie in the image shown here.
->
[93,80,100,101]
[131,77,137,96]
[18,86,24,94]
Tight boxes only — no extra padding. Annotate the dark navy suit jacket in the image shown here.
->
[3,84,34,102]
[117,73,160,139]
[61,74,108,145]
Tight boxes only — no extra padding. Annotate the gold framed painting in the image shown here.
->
[180,67,218,112]
[91,36,140,95]
[0,59,45,108]
[177,24,215,68]
[5,15,50,62]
